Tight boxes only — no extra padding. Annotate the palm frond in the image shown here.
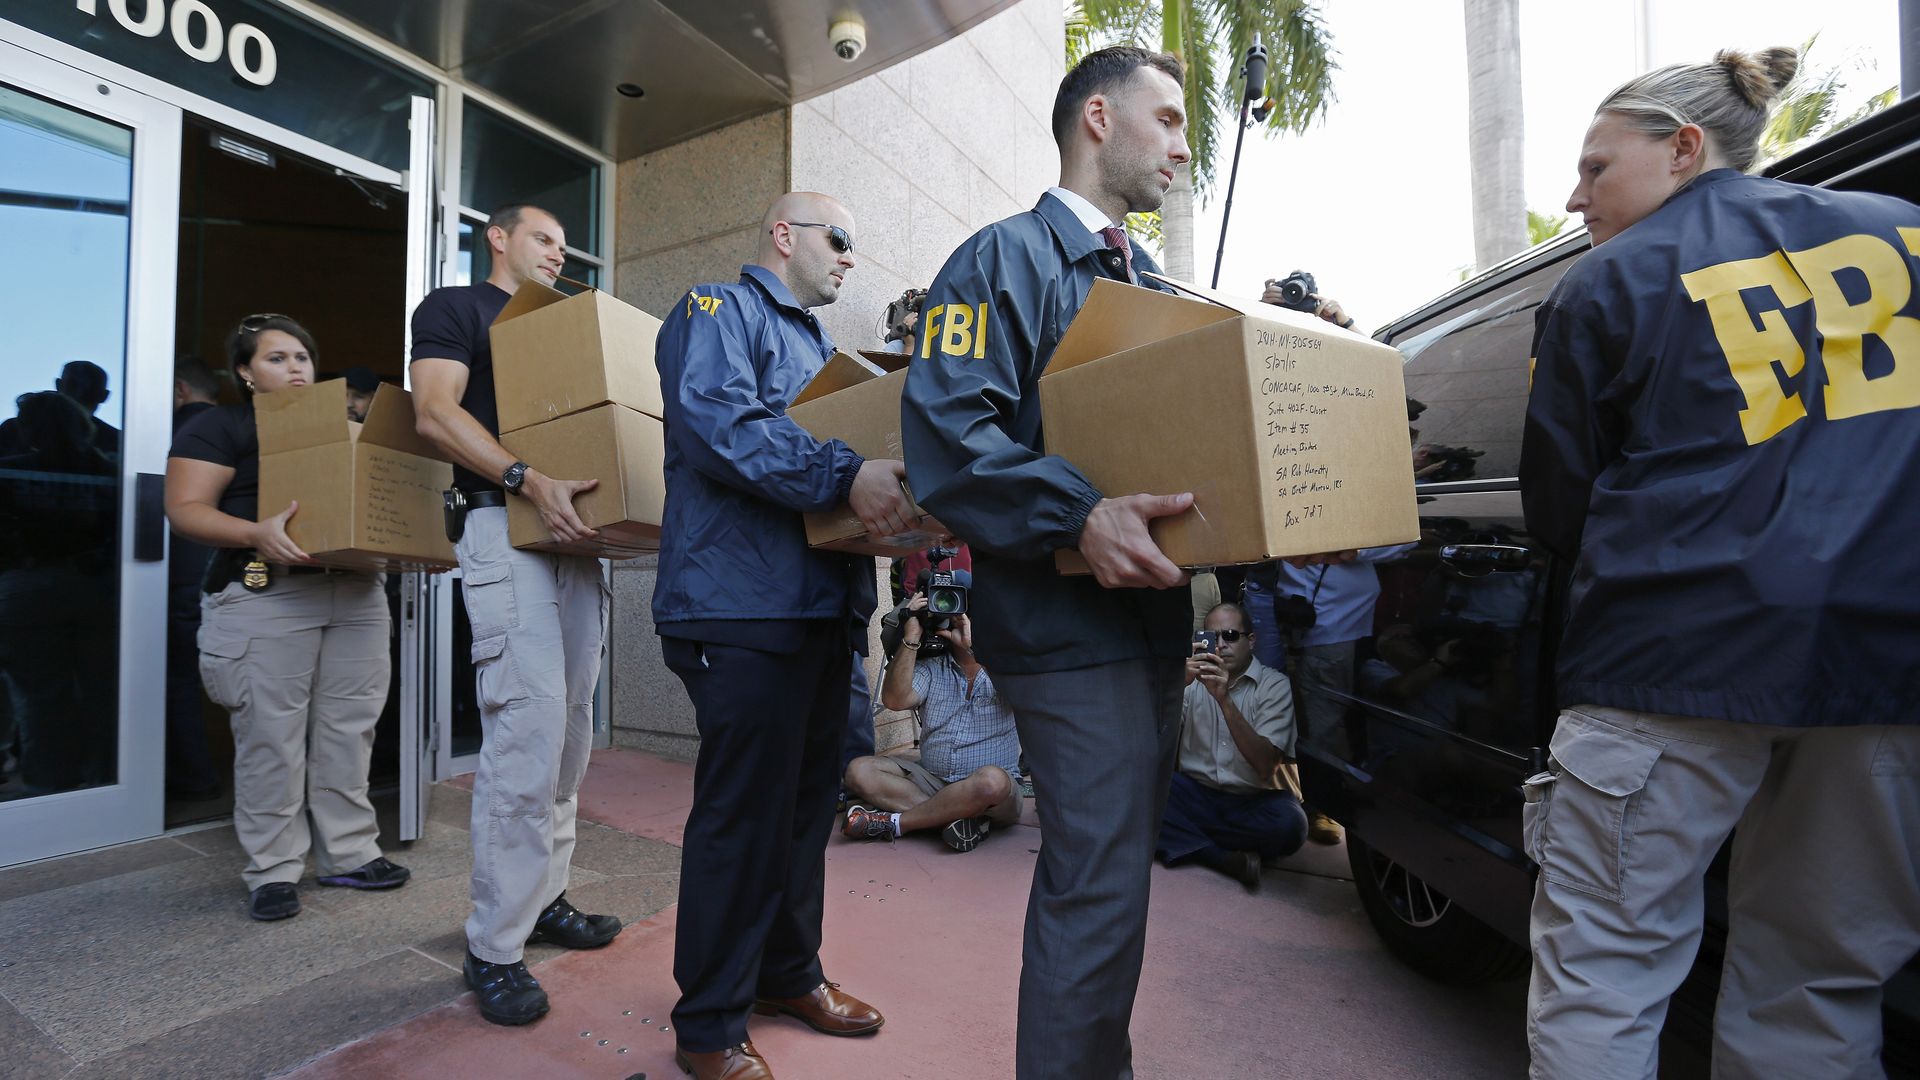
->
[1526,208,1568,246]
[1757,34,1898,167]
[1125,209,1166,246]
[1074,0,1339,205]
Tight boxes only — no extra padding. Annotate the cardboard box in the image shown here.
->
[489,278,664,434]
[1041,276,1418,573]
[786,350,946,557]
[255,380,456,572]
[500,403,665,560]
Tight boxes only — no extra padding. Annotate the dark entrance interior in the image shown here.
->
[164,118,410,828]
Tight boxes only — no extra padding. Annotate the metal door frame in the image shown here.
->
[0,39,180,865]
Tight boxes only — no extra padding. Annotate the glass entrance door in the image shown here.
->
[0,42,179,865]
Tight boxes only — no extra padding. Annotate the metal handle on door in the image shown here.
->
[1438,543,1532,575]
[133,472,166,562]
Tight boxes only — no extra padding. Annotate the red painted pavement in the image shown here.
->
[291,748,1526,1079]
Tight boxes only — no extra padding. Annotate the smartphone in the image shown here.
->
[1192,630,1220,656]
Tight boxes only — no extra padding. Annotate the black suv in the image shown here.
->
[1298,95,1920,1074]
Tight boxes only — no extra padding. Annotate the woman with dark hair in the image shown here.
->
[166,315,409,921]
[1520,48,1920,1078]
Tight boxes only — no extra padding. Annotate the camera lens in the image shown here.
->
[930,591,960,614]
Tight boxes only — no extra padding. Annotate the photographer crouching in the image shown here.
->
[1156,602,1306,891]
[843,562,1023,852]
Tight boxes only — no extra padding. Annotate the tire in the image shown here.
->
[1347,834,1530,986]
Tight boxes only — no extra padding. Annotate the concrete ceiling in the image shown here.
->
[303,0,1022,159]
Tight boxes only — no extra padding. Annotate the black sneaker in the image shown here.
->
[248,882,300,921]
[463,950,550,1026]
[316,857,411,890]
[941,816,991,853]
[526,892,622,949]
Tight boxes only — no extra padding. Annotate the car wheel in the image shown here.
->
[1347,834,1529,985]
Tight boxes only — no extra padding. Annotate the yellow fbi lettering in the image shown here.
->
[686,292,725,318]
[1681,229,1920,445]
[919,302,991,360]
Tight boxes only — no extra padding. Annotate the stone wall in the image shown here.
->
[612,110,787,323]
[788,0,1065,352]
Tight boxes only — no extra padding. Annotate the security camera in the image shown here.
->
[830,16,866,62]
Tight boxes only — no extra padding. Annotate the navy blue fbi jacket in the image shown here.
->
[652,264,876,648]
[902,195,1193,676]
[1522,168,1920,728]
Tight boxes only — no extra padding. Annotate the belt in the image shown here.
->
[464,489,507,509]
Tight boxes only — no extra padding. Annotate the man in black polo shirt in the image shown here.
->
[410,203,620,1027]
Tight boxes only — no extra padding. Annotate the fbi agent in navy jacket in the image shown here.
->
[1520,48,1920,1079]
[653,192,912,1080]
[902,47,1199,1080]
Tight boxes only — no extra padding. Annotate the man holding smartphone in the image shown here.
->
[1157,602,1306,890]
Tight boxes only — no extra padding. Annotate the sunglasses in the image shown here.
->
[1215,630,1249,642]
[239,313,290,331]
[780,222,854,255]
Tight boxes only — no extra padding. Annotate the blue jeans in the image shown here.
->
[1156,771,1308,862]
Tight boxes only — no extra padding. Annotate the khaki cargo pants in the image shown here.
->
[458,508,607,964]
[1524,705,1920,1079]
[197,571,390,890]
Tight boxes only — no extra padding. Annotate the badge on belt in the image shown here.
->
[242,558,270,592]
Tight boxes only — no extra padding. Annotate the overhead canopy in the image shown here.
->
[305,0,1024,158]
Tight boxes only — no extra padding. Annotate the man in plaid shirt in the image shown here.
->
[842,579,1023,852]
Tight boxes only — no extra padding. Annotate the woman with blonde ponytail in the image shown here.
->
[1519,47,1920,1079]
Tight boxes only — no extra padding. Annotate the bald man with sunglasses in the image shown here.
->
[652,191,914,1080]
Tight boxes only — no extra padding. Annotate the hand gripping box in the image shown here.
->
[488,277,665,434]
[1041,276,1418,573]
[500,403,666,561]
[785,350,945,558]
[254,380,456,572]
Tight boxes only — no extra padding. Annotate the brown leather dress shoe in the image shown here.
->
[752,980,884,1036]
[675,1040,774,1079]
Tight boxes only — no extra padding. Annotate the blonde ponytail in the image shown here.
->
[1596,47,1800,172]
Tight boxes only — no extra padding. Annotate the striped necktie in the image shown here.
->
[1099,225,1133,283]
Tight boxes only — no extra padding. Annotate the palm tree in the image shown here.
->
[1073,1,1337,278]
[1463,0,1526,273]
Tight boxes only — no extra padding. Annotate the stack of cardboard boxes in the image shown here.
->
[439,273,1416,574]
[488,279,668,560]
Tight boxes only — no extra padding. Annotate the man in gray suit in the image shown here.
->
[900,46,1197,1079]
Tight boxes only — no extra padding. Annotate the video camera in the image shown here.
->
[1265,270,1319,314]
[916,545,969,634]
[881,545,969,659]
[883,288,928,345]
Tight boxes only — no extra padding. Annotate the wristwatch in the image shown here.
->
[501,461,529,495]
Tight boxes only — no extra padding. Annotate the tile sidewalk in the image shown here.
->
[291,747,1529,1079]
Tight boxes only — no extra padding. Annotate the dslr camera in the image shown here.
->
[1265,270,1319,314]
[884,288,928,345]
